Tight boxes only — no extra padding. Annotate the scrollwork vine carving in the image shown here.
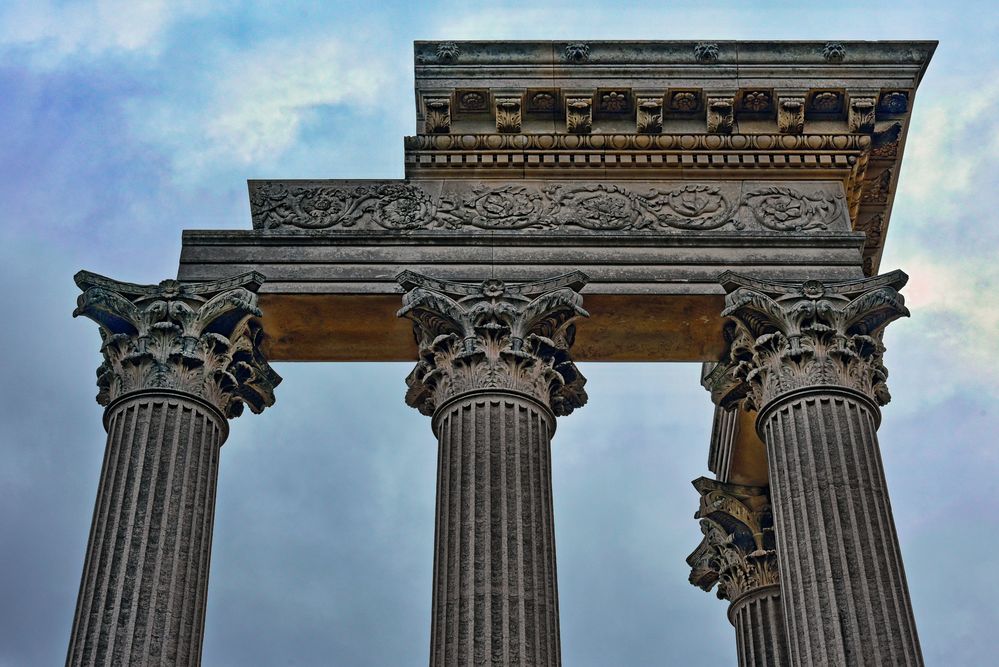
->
[250,181,848,234]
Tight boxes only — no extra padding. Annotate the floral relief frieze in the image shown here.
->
[250,180,848,234]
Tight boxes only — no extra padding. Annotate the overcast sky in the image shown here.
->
[2,1,998,665]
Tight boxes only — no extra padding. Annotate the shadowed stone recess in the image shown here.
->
[687,478,788,667]
[68,272,280,667]
[718,272,923,666]
[398,271,588,666]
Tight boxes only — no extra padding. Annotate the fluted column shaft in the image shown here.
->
[758,387,921,665]
[397,271,588,667]
[68,392,226,666]
[713,271,923,666]
[69,271,280,666]
[431,392,559,667]
[728,585,789,667]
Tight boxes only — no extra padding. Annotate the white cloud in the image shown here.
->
[127,34,397,179]
[898,76,999,212]
[0,0,206,63]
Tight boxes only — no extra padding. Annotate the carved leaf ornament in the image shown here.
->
[251,181,845,234]
[742,186,846,231]
[718,272,909,410]
[73,272,281,418]
[686,478,778,602]
[397,272,589,417]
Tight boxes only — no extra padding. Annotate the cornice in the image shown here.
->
[414,39,936,73]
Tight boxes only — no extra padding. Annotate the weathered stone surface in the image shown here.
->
[398,272,588,417]
[717,273,923,666]
[719,271,908,410]
[400,273,587,666]
[67,394,225,667]
[430,393,561,666]
[687,478,778,604]
[73,271,280,417]
[68,273,280,667]
[248,179,850,234]
[729,585,789,667]
[178,228,867,363]
[687,478,788,667]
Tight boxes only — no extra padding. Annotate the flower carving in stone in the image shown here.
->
[397,271,589,417]
[73,271,281,418]
[687,478,778,602]
[530,92,556,112]
[879,91,909,115]
[459,91,486,112]
[742,186,846,232]
[670,91,699,112]
[600,91,628,113]
[811,91,842,113]
[374,184,437,229]
[741,91,771,113]
[716,272,910,410]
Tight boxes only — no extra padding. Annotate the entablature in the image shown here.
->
[408,40,933,275]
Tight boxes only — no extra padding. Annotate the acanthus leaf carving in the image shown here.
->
[73,271,281,418]
[250,181,852,234]
[706,97,735,134]
[423,97,451,134]
[635,97,663,134]
[565,96,592,134]
[494,97,522,133]
[742,186,846,232]
[716,272,909,410]
[777,97,805,134]
[397,272,589,417]
[848,97,877,133]
[686,478,779,602]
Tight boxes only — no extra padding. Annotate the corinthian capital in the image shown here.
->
[717,271,909,410]
[397,271,589,417]
[687,477,778,602]
[73,271,281,418]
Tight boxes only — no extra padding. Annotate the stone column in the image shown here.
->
[67,271,280,666]
[687,478,789,667]
[398,271,589,667]
[714,271,923,666]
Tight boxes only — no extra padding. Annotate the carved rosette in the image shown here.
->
[742,186,846,232]
[777,97,805,134]
[717,272,909,412]
[73,271,281,419]
[397,271,589,418]
[687,478,778,602]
